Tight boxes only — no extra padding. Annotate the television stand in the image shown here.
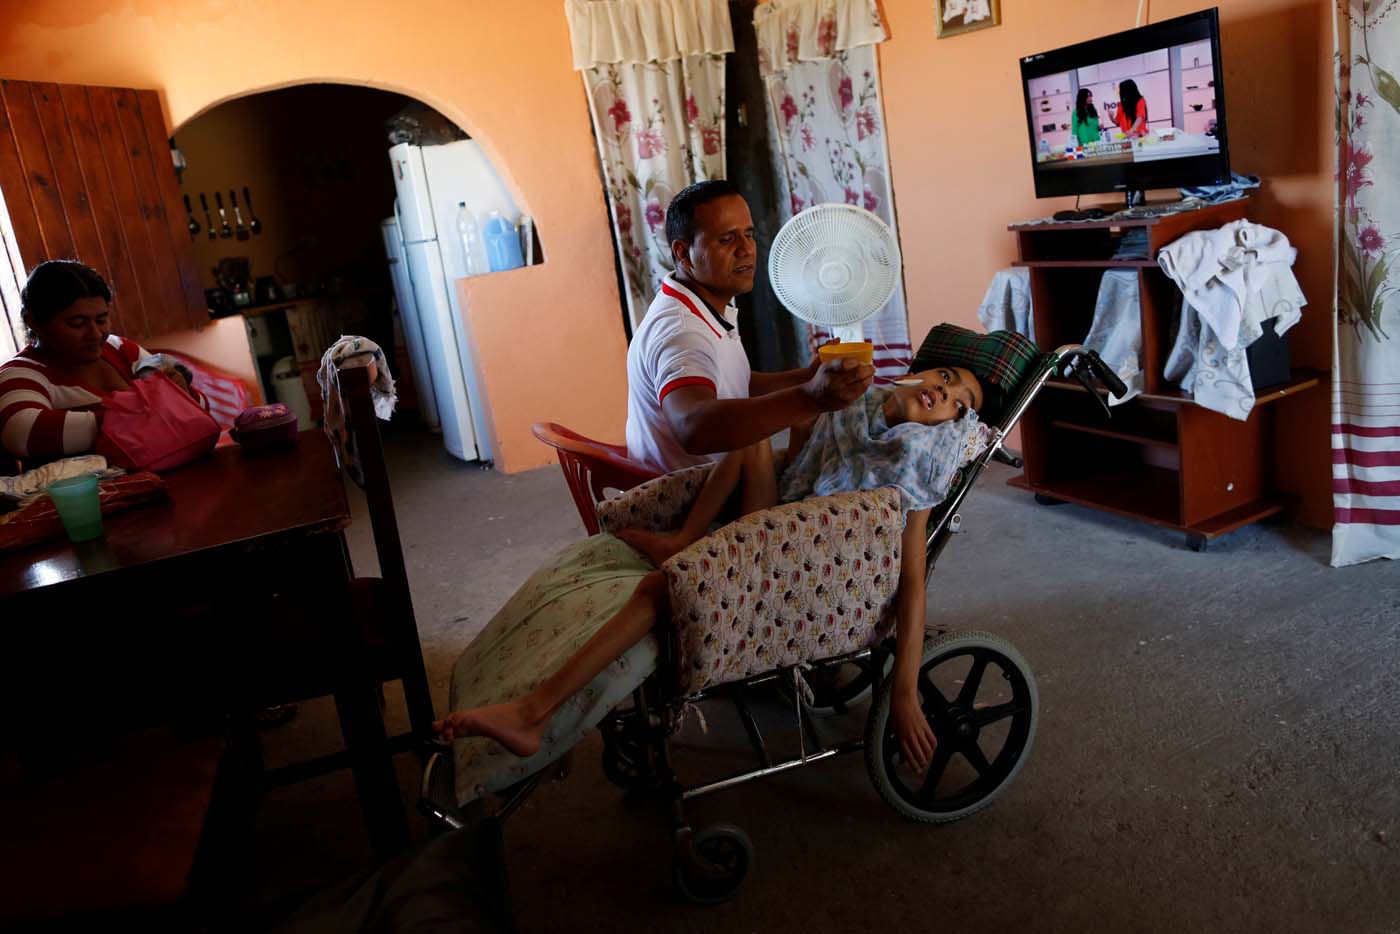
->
[1006,197,1324,549]
[1115,197,1206,220]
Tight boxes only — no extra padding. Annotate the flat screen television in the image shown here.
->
[1019,9,1230,199]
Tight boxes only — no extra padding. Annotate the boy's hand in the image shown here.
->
[892,687,937,774]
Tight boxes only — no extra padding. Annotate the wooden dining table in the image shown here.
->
[0,431,410,856]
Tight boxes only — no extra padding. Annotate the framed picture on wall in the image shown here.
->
[936,0,1002,38]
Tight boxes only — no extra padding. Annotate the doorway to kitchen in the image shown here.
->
[174,83,541,466]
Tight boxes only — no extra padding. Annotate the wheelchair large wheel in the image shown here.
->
[673,823,754,905]
[865,630,1038,823]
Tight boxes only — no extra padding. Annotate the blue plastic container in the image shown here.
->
[483,212,524,272]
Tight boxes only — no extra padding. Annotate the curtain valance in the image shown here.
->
[566,0,734,69]
[752,0,887,77]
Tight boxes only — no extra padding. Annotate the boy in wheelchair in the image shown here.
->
[433,365,984,775]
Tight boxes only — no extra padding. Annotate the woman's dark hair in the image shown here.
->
[1076,88,1098,124]
[21,260,112,326]
[665,179,743,245]
[1118,80,1144,127]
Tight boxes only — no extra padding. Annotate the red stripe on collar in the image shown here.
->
[660,282,724,340]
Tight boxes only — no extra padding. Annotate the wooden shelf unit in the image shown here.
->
[1006,199,1320,548]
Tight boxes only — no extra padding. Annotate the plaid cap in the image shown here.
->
[910,324,1041,426]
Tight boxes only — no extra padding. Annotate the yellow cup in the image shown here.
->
[817,341,874,365]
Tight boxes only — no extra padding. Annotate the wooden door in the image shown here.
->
[0,79,206,352]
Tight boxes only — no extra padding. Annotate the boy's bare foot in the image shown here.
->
[432,699,547,758]
[616,528,689,566]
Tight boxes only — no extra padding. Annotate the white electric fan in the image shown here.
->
[768,202,902,352]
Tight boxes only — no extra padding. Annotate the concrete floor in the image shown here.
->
[248,426,1399,933]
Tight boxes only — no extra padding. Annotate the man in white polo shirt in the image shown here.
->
[626,180,873,476]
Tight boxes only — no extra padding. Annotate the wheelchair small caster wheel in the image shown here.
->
[866,631,1038,824]
[600,720,658,792]
[1187,534,1209,552]
[673,823,754,905]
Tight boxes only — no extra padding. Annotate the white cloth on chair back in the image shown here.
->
[317,335,396,487]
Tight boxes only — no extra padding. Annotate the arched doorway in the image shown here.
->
[174,82,540,465]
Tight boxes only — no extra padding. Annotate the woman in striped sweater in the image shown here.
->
[0,260,203,467]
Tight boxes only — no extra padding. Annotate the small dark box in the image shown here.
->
[1246,317,1290,390]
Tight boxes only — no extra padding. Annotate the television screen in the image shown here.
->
[1020,9,1230,199]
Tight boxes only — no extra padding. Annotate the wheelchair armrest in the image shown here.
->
[596,463,715,536]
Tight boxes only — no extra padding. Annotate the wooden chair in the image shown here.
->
[335,361,435,736]
[236,362,434,785]
[530,422,659,535]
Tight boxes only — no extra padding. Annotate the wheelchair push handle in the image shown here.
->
[1051,345,1129,417]
[1084,351,1129,399]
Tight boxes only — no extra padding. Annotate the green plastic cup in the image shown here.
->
[46,474,104,542]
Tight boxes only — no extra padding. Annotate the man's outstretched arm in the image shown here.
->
[663,359,873,455]
[750,362,816,396]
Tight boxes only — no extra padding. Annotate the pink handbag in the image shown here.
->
[95,373,221,473]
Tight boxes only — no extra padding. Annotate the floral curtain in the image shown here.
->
[1333,0,1400,566]
[754,0,911,381]
[567,0,733,333]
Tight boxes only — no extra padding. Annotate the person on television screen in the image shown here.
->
[1070,89,1101,146]
[1114,80,1149,137]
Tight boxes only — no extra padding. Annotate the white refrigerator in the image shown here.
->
[384,139,520,463]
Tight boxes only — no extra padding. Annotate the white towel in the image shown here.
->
[1082,270,1144,405]
[1163,266,1306,421]
[317,335,397,487]
[0,455,120,505]
[976,267,1035,344]
[1158,220,1306,420]
[1158,220,1300,351]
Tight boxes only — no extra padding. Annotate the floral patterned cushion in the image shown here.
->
[596,464,714,536]
[662,488,904,695]
[964,420,997,463]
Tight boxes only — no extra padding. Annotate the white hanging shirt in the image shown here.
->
[625,274,752,474]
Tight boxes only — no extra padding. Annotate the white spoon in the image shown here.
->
[893,378,922,386]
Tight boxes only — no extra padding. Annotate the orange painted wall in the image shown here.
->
[0,0,629,473]
[876,0,1334,527]
[0,1,1337,520]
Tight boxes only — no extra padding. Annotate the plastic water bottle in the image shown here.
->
[483,211,524,272]
[456,202,485,276]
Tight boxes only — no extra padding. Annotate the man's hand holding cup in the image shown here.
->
[804,356,875,411]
